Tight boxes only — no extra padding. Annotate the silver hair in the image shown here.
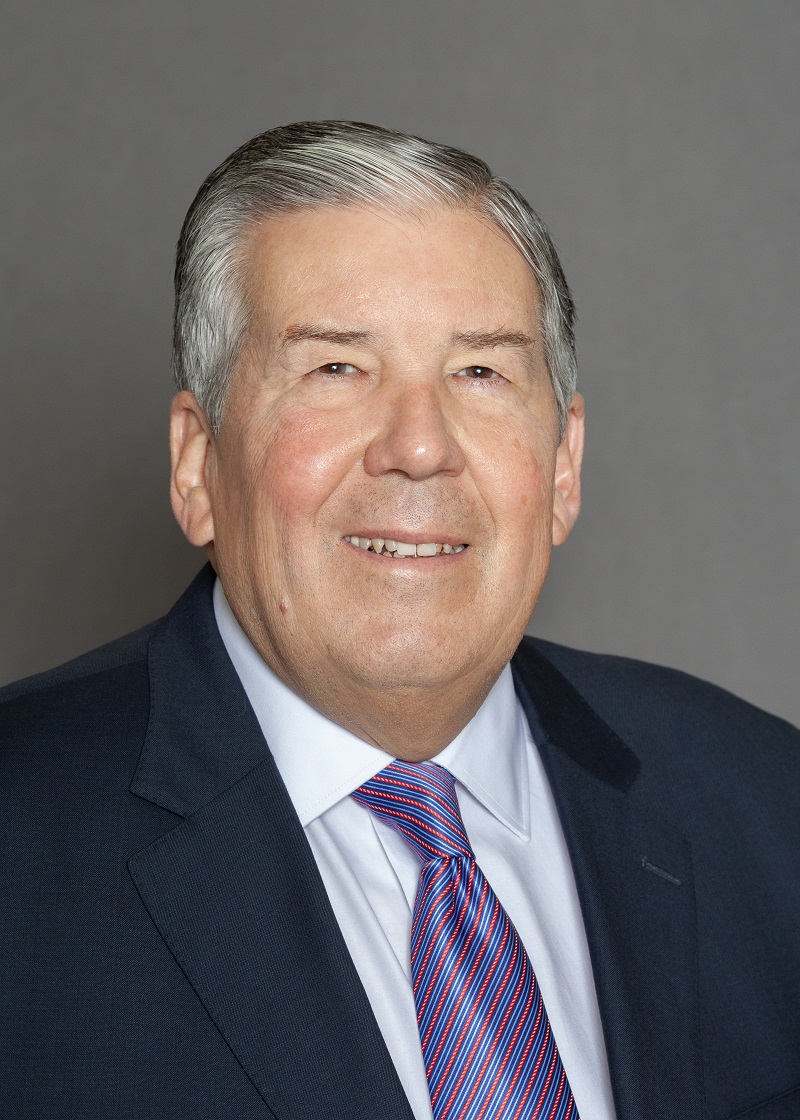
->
[173,121,576,436]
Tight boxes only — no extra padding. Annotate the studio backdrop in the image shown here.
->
[1,0,798,724]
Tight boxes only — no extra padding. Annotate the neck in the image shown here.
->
[279,668,501,762]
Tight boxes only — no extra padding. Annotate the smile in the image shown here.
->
[343,536,467,558]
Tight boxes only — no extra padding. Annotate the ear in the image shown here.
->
[552,392,585,547]
[169,391,216,547]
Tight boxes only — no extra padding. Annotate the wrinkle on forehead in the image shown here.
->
[237,204,543,375]
[241,199,538,294]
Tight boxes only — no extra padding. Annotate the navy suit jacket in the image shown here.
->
[2,565,799,1119]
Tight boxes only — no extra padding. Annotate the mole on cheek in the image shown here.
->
[511,438,521,452]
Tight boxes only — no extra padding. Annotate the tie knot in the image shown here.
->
[353,760,472,863]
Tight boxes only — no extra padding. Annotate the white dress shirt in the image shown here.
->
[214,580,616,1120]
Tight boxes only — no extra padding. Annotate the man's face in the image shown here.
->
[172,204,583,749]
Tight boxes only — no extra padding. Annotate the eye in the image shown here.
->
[312,362,360,377]
[455,365,502,381]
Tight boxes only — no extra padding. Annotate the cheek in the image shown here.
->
[517,461,554,518]
[482,451,557,597]
[501,453,557,595]
[254,408,360,531]
[505,474,555,565]
[480,431,556,532]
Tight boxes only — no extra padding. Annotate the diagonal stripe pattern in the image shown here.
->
[353,760,578,1120]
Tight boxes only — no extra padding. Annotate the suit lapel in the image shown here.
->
[512,641,704,1120]
[128,567,413,1120]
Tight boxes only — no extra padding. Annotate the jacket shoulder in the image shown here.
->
[516,635,800,865]
[518,634,799,761]
[0,621,161,799]
[523,634,795,720]
[0,620,159,708]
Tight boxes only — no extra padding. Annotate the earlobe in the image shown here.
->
[169,392,216,547]
[552,393,585,547]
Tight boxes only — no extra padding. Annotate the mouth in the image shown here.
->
[343,535,468,558]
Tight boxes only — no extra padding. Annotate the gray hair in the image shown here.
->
[173,121,576,436]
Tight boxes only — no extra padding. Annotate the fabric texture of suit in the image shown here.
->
[2,564,799,1119]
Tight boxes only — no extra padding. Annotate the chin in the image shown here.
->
[340,627,497,695]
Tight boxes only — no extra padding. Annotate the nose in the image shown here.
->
[363,380,467,480]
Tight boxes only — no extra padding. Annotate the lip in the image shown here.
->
[341,535,469,561]
[343,533,468,547]
[344,544,468,563]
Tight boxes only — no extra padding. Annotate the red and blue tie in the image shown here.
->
[353,759,579,1120]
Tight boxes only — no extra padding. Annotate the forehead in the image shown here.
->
[243,204,541,339]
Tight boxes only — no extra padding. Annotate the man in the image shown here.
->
[1,122,798,1120]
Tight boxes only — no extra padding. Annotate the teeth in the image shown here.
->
[344,536,467,558]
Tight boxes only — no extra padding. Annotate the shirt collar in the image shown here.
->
[437,668,530,840]
[213,578,530,839]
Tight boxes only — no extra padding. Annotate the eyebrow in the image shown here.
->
[278,323,537,354]
[450,329,536,353]
[279,324,376,348]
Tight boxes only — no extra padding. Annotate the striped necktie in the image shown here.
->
[353,759,579,1120]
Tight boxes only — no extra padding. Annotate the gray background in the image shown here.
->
[2,0,798,725]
